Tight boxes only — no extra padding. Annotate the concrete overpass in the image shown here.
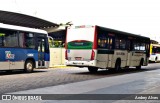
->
[0,10,63,32]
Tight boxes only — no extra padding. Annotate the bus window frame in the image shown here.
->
[97,33,114,49]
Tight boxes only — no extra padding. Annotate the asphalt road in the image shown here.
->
[0,63,160,94]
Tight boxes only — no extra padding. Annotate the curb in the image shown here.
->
[49,65,75,69]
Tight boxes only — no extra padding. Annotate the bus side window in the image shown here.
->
[109,38,113,49]
[137,43,140,50]
[119,39,126,49]
[4,30,19,47]
[25,33,35,48]
[0,37,2,46]
[126,40,131,51]
[152,46,157,53]
[115,37,126,50]
[97,34,107,48]
[140,43,145,51]
[133,42,140,51]
[19,32,25,48]
[0,33,5,46]
[19,32,35,48]
[115,38,120,49]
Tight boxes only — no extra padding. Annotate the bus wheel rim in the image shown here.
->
[27,63,32,70]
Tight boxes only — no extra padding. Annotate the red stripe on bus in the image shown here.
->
[93,26,97,49]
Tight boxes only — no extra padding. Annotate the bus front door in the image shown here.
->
[38,38,45,68]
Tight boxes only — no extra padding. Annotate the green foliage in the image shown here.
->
[49,40,64,48]
[0,33,5,36]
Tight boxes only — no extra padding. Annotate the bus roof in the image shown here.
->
[0,23,47,34]
[69,25,150,40]
[96,25,150,40]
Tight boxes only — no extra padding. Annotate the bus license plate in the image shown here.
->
[75,57,82,60]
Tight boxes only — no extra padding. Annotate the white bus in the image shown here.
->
[65,25,150,73]
[149,44,160,62]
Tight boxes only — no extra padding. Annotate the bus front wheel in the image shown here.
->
[88,67,98,73]
[24,60,34,73]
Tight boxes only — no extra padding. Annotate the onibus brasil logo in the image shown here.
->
[5,51,15,59]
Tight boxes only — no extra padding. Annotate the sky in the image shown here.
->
[0,0,160,42]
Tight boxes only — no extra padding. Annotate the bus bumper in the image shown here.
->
[65,60,96,67]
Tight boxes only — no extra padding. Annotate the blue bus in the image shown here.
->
[0,23,49,72]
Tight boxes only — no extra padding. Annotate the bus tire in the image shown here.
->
[155,57,158,63]
[88,67,98,73]
[136,59,143,70]
[115,59,121,72]
[24,60,34,73]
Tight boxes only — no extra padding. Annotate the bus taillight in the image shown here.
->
[91,50,95,60]
[65,50,68,60]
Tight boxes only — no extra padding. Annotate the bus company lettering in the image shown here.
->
[133,53,143,56]
[116,52,125,55]
[27,53,34,57]
[5,51,15,59]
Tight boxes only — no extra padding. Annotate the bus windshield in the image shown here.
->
[152,46,160,53]
[67,26,95,49]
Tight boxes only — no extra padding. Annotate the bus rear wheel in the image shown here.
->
[136,59,143,70]
[88,67,98,73]
[114,60,121,72]
[24,60,34,73]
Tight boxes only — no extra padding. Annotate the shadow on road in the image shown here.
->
[0,70,47,76]
[149,62,160,64]
[72,67,159,77]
